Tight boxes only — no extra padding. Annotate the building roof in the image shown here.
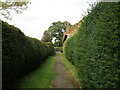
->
[63,19,83,42]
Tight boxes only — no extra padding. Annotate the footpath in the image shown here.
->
[52,52,74,88]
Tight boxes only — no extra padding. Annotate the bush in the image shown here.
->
[54,47,60,52]
[64,2,120,88]
[60,46,63,52]
[54,46,63,52]
[2,21,55,88]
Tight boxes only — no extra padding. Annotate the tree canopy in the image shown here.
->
[41,30,52,42]
[48,21,66,47]
[0,0,30,20]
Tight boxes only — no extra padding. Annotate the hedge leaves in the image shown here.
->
[64,2,120,88]
[2,21,55,88]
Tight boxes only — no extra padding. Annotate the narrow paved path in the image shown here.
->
[52,52,74,88]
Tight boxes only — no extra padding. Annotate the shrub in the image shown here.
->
[54,47,60,52]
[64,2,120,88]
[2,21,55,88]
[60,46,63,52]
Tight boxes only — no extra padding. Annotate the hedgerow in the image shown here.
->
[64,2,120,88]
[2,21,55,88]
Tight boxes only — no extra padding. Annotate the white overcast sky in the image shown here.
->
[8,0,99,40]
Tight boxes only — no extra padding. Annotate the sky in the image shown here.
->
[8,0,99,40]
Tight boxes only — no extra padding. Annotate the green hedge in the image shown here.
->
[64,2,120,88]
[2,21,55,88]
[54,47,63,52]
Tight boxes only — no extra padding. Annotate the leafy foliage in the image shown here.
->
[48,21,66,47]
[0,0,30,20]
[2,21,55,88]
[41,30,52,42]
[64,2,120,88]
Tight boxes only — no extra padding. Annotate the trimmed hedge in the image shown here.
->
[2,21,55,88]
[64,2,120,88]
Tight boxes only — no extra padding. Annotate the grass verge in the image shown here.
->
[17,56,56,88]
[61,53,81,88]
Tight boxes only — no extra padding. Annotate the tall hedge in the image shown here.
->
[2,21,55,88]
[64,2,120,88]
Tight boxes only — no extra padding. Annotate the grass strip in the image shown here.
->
[61,53,81,88]
[17,56,56,88]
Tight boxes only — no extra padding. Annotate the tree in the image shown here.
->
[48,21,66,47]
[0,0,31,20]
[41,30,52,42]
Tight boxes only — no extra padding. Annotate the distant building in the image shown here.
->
[63,19,83,42]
